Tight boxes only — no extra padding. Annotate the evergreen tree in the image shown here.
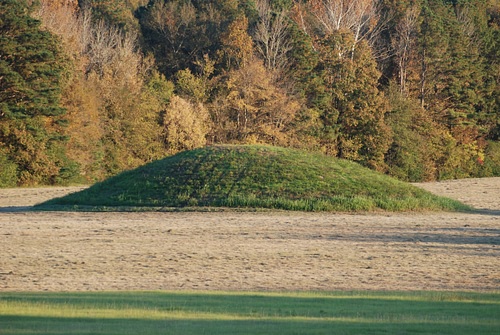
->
[0,0,77,185]
[482,0,500,140]
[286,19,318,83]
[79,0,138,31]
[312,31,391,170]
[0,0,66,118]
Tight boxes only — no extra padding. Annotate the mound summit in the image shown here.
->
[37,145,470,212]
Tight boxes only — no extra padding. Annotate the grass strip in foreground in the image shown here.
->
[1,291,499,334]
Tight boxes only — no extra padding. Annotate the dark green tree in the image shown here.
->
[311,31,392,171]
[479,0,500,140]
[0,0,77,185]
[383,0,493,179]
[426,1,484,127]
[286,16,318,86]
[137,0,261,78]
[138,0,207,76]
[79,0,138,31]
[0,1,66,118]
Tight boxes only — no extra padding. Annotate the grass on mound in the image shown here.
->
[36,145,471,212]
[1,291,499,335]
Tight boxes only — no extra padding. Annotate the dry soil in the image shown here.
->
[0,178,499,292]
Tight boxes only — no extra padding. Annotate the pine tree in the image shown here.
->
[477,0,500,140]
[312,31,391,170]
[80,0,137,32]
[388,0,491,179]
[0,0,76,185]
[0,0,66,118]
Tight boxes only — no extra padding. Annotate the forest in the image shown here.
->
[1,0,499,186]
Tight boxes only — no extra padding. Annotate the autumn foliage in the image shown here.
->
[0,0,499,186]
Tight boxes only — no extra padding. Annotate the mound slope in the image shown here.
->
[37,145,470,212]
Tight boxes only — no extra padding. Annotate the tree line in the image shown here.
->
[1,0,499,186]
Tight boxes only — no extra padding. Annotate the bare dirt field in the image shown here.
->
[0,178,499,292]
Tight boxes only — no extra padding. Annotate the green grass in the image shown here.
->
[36,145,471,212]
[1,291,498,334]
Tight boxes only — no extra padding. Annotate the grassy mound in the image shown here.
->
[36,145,470,212]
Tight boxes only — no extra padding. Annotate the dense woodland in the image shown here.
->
[1,0,499,186]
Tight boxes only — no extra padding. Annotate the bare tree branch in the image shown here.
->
[254,0,293,73]
[392,5,419,95]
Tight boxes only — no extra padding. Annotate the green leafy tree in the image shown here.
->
[377,0,494,179]
[385,85,451,181]
[174,54,215,103]
[286,18,318,81]
[422,1,484,124]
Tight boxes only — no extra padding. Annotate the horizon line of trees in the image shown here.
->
[1,0,499,187]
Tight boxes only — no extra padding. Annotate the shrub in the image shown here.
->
[481,141,500,176]
[0,150,18,187]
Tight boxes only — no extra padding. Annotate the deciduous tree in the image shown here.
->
[210,57,301,146]
[162,95,209,154]
[391,5,419,96]
[219,15,254,70]
[254,0,293,73]
[296,0,381,55]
